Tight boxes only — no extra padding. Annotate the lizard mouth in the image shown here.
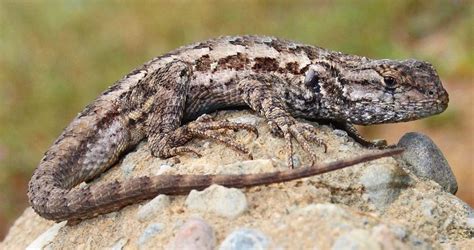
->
[394,98,449,123]
[348,97,449,125]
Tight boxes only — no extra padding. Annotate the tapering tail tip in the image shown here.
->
[317,147,404,174]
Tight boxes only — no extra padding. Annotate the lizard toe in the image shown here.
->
[280,121,327,168]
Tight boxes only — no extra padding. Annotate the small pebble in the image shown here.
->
[136,194,171,222]
[420,199,438,220]
[296,204,354,231]
[333,129,349,140]
[297,203,348,218]
[217,159,274,175]
[465,218,474,229]
[360,163,411,210]
[331,229,380,250]
[120,153,138,176]
[219,228,269,250]
[398,132,457,194]
[390,225,408,240]
[371,225,407,249]
[154,164,173,175]
[185,184,248,219]
[137,223,164,247]
[167,218,215,250]
[110,238,128,250]
[337,144,353,153]
[228,114,261,126]
[290,154,302,168]
[26,221,67,250]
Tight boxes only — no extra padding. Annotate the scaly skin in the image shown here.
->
[27,35,448,222]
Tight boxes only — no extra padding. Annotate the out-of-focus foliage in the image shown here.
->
[0,0,472,239]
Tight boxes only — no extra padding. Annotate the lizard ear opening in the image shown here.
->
[304,69,321,93]
[383,76,398,90]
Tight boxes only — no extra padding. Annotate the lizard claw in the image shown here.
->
[299,123,327,153]
[268,120,284,137]
[281,121,327,168]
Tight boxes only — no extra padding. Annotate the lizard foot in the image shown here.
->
[331,121,388,148]
[149,114,258,159]
[280,120,327,169]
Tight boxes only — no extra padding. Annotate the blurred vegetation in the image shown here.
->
[0,0,472,239]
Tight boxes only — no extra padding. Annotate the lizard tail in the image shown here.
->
[30,148,402,222]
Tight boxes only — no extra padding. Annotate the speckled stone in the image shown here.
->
[185,184,248,219]
[110,238,128,250]
[167,218,215,250]
[359,163,412,210]
[2,111,472,249]
[26,221,67,249]
[137,223,164,247]
[331,229,379,250]
[398,132,457,194]
[219,228,270,250]
[136,194,170,222]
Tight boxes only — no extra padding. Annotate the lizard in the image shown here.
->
[27,35,449,223]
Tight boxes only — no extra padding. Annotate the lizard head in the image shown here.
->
[314,58,449,125]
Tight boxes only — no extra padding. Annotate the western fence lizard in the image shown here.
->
[27,35,449,222]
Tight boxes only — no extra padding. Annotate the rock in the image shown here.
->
[331,229,380,250]
[110,238,128,250]
[466,217,474,229]
[1,111,472,249]
[296,203,348,218]
[420,198,438,220]
[137,223,164,247]
[370,225,407,250]
[359,163,412,210]
[120,154,137,177]
[398,132,457,194]
[26,221,66,249]
[154,163,173,175]
[167,218,215,250]
[185,184,248,219]
[332,128,349,138]
[215,159,274,175]
[136,194,171,222]
[227,113,262,126]
[219,228,270,250]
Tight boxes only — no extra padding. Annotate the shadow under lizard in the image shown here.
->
[27,35,449,222]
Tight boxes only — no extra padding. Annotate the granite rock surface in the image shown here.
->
[1,110,472,249]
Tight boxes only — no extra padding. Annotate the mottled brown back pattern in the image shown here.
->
[28,35,448,222]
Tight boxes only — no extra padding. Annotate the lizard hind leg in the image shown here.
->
[150,114,258,159]
[145,61,258,160]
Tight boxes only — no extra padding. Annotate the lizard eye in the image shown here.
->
[383,76,397,90]
[304,69,321,93]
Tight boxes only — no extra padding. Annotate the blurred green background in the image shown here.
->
[0,0,472,239]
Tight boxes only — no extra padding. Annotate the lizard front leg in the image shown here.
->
[238,75,326,168]
[145,61,257,159]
